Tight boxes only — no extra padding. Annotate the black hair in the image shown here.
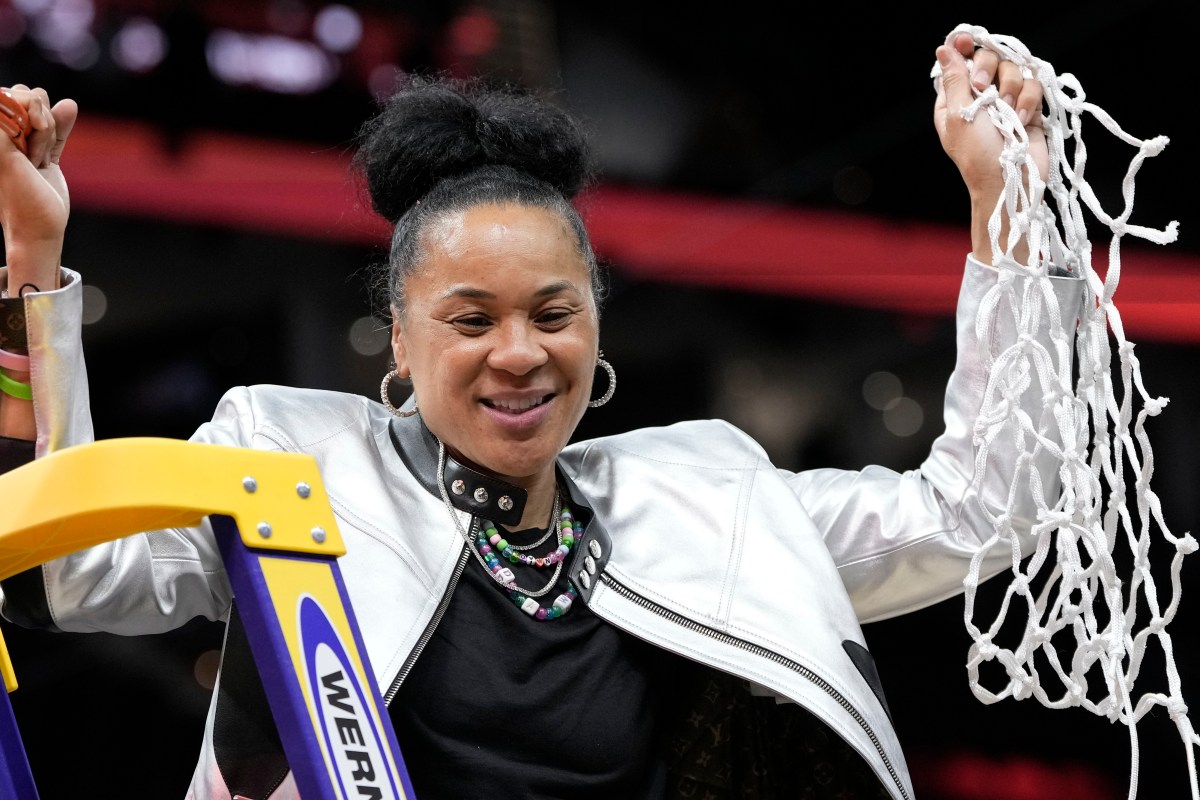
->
[352,75,604,320]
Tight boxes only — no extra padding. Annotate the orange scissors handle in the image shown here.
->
[0,90,32,156]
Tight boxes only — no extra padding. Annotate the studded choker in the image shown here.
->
[435,440,578,620]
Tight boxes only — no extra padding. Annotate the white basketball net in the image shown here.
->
[932,23,1194,800]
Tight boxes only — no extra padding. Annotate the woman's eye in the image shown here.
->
[537,309,572,326]
[454,315,491,330]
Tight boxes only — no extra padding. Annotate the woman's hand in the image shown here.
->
[0,84,78,292]
[933,33,1046,264]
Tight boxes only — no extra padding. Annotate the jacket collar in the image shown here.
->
[386,413,612,603]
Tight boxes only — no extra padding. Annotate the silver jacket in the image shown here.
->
[2,258,1085,800]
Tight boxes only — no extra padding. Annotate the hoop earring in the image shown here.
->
[380,369,419,418]
[588,352,616,408]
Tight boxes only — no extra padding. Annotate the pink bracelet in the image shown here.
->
[0,347,30,372]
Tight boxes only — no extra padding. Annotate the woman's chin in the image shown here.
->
[478,452,557,485]
[442,439,558,486]
[433,399,584,484]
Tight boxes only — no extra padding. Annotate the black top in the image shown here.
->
[0,435,33,475]
[389,520,685,800]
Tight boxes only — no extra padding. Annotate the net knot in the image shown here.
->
[961,86,996,122]
[1038,508,1071,527]
[1143,397,1167,415]
[1002,139,1028,164]
[1143,135,1169,157]
[1178,534,1198,555]
[1168,698,1189,721]
[976,635,999,660]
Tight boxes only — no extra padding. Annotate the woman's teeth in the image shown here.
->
[488,396,547,412]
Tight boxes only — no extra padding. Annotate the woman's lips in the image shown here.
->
[480,394,555,428]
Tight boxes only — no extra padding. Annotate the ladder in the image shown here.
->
[0,437,417,799]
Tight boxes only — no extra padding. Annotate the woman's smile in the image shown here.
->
[480,392,556,429]
[481,391,555,413]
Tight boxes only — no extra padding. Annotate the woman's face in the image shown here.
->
[391,202,599,486]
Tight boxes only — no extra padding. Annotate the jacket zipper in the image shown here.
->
[598,572,911,800]
[383,534,473,705]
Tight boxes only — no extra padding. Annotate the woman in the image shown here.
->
[0,34,1082,799]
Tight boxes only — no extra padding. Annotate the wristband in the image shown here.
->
[0,283,40,298]
[0,294,27,353]
[0,371,31,401]
[0,347,29,371]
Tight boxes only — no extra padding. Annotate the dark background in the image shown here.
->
[1,1,1197,798]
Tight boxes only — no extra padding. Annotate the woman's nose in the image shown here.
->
[486,321,549,375]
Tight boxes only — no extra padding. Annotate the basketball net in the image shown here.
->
[931,22,1192,800]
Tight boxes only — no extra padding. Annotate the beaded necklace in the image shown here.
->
[477,506,582,620]
[436,440,580,621]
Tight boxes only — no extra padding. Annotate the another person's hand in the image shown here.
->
[0,84,78,292]
[933,33,1046,264]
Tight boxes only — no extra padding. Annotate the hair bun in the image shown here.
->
[354,76,592,225]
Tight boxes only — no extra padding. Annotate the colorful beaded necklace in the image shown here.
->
[435,440,580,621]
[476,506,582,620]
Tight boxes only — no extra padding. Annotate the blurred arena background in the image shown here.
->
[0,1,1196,797]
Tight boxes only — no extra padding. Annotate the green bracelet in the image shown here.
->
[0,371,32,401]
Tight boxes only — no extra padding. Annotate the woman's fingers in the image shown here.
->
[1014,69,1043,129]
[47,99,78,166]
[934,43,972,115]
[0,84,76,246]
[995,60,1023,112]
[994,60,1043,129]
[969,47,1000,92]
[25,87,55,167]
[947,38,1044,132]
[952,31,975,59]
[0,84,60,167]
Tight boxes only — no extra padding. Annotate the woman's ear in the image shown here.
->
[390,309,410,379]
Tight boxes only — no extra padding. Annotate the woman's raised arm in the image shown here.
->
[0,84,78,441]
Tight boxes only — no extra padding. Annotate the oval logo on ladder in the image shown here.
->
[299,594,402,799]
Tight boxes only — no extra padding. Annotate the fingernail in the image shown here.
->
[1002,94,1014,109]
[936,46,950,67]
[972,69,988,88]
[1018,108,1030,126]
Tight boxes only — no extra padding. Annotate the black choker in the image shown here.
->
[388,416,527,526]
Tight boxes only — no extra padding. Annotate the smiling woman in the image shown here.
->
[0,35,1089,800]
[388,203,600,510]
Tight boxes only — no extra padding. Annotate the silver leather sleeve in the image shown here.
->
[787,257,1087,624]
[2,267,94,457]
[4,269,244,632]
[31,394,269,634]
